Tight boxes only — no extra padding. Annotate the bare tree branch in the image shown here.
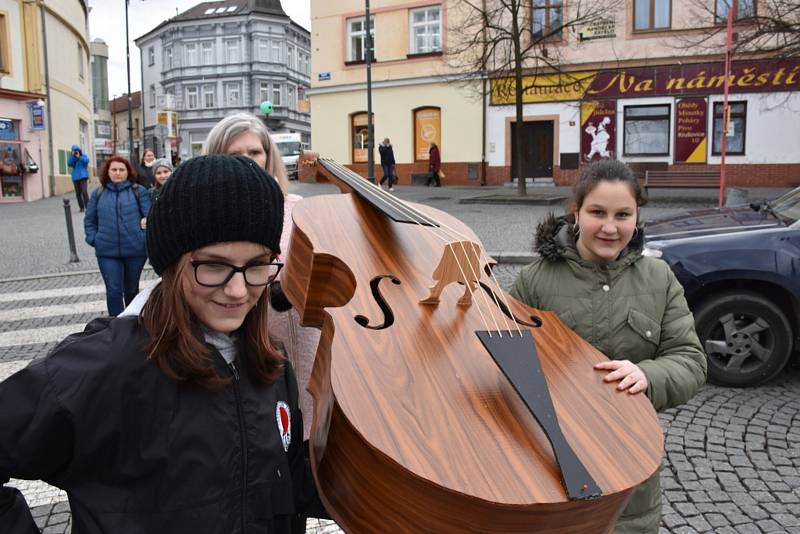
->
[446,0,625,194]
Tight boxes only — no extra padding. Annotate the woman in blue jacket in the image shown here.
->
[84,155,150,316]
[67,144,90,212]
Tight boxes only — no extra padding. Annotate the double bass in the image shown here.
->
[282,160,663,533]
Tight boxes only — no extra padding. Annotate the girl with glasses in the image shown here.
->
[0,155,325,533]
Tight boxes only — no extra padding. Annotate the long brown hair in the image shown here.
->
[99,155,138,186]
[141,259,284,390]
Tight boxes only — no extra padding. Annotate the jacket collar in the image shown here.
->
[105,180,133,191]
[534,213,645,271]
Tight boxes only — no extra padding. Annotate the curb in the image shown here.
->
[0,265,154,284]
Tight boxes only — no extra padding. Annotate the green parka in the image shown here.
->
[510,215,707,533]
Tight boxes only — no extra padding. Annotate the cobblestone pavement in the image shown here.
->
[1,182,798,533]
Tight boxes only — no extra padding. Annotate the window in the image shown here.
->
[287,85,296,111]
[716,0,755,22]
[258,39,269,60]
[409,7,441,54]
[0,14,10,73]
[347,16,374,62]
[623,104,671,156]
[226,40,240,63]
[77,43,85,79]
[149,84,156,108]
[185,43,198,66]
[287,45,294,70]
[260,82,270,103]
[272,41,282,62]
[272,84,282,106]
[414,107,441,161]
[203,84,215,108]
[225,82,241,107]
[712,101,746,155]
[532,0,563,39]
[201,41,214,65]
[634,0,670,31]
[79,119,89,154]
[351,112,373,163]
[148,46,155,66]
[187,86,198,109]
[165,47,173,69]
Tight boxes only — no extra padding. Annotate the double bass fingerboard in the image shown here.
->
[317,159,438,227]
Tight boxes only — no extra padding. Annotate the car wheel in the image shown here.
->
[694,291,793,387]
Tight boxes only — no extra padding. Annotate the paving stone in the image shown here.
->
[706,513,732,528]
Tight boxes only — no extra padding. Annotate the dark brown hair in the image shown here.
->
[99,155,138,186]
[566,160,648,223]
[141,259,284,391]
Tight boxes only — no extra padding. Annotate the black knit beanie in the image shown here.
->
[146,154,284,274]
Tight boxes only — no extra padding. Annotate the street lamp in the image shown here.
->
[125,0,135,161]
[365,0,374,183]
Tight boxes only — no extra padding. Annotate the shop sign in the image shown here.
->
[0,119,18,141]
[30,104,45,131]
[491,59,800,105]
[95,121,111,138]
[580,101,616,162]
[157,111,179,138]
[491,73,594,104]
[675,98,707,163]
[579,19,616,41]
[94,138,114,155]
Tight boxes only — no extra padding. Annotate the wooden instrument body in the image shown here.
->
[282,185,664,533]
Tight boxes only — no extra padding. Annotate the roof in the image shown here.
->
[111,92,142,113]
[135,0,289,42]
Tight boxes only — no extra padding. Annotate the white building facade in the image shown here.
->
[135,0,311,161]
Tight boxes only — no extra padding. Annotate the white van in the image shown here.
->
[271,132,305,180]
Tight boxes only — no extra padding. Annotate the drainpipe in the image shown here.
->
[39,0,56,196]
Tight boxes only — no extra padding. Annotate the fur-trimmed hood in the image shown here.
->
[533,212,645,265]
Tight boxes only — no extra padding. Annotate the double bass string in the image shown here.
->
[322,160,498,333]
[322,160,521,338]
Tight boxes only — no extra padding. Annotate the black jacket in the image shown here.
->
[0,317,322,534]
[378,143,395,166]
[137,164,155,188]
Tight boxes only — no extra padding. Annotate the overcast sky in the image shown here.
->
[88,0,311,97]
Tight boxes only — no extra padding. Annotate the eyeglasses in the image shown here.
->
[190,259,283,287]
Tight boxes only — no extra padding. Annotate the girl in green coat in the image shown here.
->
[510,160,707,533]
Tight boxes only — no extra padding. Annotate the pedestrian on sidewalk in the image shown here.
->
[509,159,707,534]
[149,157,174,204]
[0,155,327,534]
[426,141,441,187]
[84,155,150,316]
[67,144,90,212]
[136,148,157,189]
[379,137,396,191]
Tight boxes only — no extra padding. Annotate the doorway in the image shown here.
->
[510,120,554,179]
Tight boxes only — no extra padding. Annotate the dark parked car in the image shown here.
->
[644,187,800,387]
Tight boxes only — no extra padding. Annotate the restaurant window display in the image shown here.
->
[0,119,24,201]
[623,104,671,156]
[351,112,374,163]
[712,101,746,156]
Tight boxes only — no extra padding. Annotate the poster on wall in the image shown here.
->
[30,104,45,131]
[675,98,708,163]
[580,101,616,162]
[414,108,441,161]
[351,112,372,163]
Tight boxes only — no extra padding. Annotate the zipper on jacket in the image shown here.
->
[228,361,248,533]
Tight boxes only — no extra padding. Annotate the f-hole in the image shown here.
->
[479,282,543,327]
[354,275,401,330]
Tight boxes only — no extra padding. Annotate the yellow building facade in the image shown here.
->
[309,0,486,184]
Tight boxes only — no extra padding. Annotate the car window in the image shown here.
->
[772,187,800,224]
